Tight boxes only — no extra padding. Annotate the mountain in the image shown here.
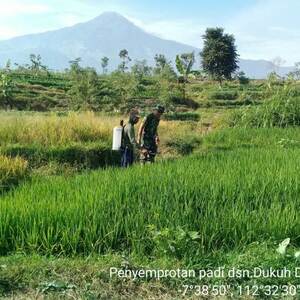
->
[0,12,295,78]
[238,59,294,79]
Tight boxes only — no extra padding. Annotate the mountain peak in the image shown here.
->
[98,11,125,18]
[90,11,132,24]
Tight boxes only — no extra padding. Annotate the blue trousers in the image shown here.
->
[121,147,134,168]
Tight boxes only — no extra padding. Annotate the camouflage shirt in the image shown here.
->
[141,113,160,148]
[123,122,136,150]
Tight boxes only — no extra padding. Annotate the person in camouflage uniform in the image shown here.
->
[137,105,165,164]
[121,110,140,168]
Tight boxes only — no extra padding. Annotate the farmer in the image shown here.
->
[121,110,140,168]
[137,105,165,164]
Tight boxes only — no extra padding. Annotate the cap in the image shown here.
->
[129,109,141,122]
[155,105,165,114]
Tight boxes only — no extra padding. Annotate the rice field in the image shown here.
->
[0,155,28,190]
[0,127,299,258]
[0,111,204,149]
[0,111,114,147]
[0,111,205,177]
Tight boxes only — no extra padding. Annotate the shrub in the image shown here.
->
[189,85,204,93]
[164,112,200,121]
[236,71,250,85]
[208,90,238,100]
[170,96,199,109]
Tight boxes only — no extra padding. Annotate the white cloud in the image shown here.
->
[226,0,300,65]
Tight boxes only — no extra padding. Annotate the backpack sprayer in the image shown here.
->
[112,120,124,151]
[112,111,140,151]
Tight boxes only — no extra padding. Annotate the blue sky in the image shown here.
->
[0,0,299,65]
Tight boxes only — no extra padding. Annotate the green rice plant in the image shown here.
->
[0,111,114,147]
[2,142,120,169]
[166,135,201,155]
[203,127,300,150]
[0,128,299,258]
[0,155,28,190]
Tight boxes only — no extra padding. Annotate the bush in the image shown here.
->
[189,85,204,93]
[164,112,200,121]
[236,71,250,85]
[170,97,199,109]
[208,90,238,100]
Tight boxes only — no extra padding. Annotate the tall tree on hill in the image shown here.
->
[154,54,168,73]
[101,56,109,74]
[272,56,286,74]
[131,60,152,81]
[288,62,300,80]
[29,54,49,76]
[68,57,82,76]
[176,52,195,100]
[154,54,176,80]
[0,73,14,110]
[118,49,131,73]
[200,28,239,84]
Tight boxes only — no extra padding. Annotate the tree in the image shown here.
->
[287,62,300,80]
[272,56,286,74]
[0,73,14,109]
[68,59,101,110]
[101,57,109,74]
[235,71,250,85]
[200,28,239,84]
[29,54,49,75]
[131,60,152,81]
[68,58,82,76]
[154,54,168,73]
[110,72,136,112]
[5,60,11,72]
[175,52,195,99]
[118,49,131,72]
[153,54,176,80]
[266,71,281,89]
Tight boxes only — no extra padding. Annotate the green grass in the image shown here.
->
[1,241,300,299]
[203,127,300,150]
[228,89,300,127]
[0,128,299,258]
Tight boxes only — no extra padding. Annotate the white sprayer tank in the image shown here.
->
[112,126,123,150]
